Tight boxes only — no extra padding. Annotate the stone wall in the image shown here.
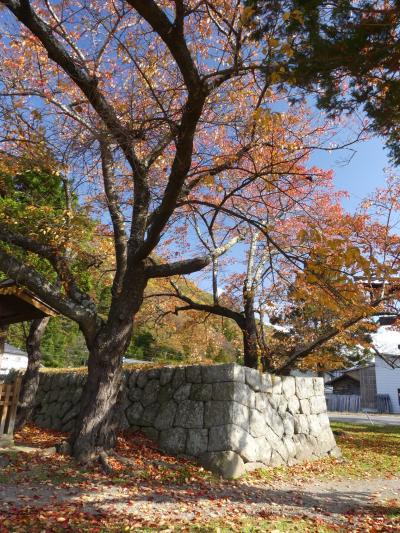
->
[33,363,340,478]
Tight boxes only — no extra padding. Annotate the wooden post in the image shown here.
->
[0,377,22,447]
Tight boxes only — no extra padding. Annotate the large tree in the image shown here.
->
[0,0,306,463]
[247,0,400,162]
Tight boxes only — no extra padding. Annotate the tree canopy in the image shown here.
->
[247,0,400,162]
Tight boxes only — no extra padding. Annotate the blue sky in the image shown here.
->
[311,136,391,212]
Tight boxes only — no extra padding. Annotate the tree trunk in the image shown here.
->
[242,294,259,369]
[69,273,147,463]
[15,317,49,431]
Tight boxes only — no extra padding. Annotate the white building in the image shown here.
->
[0,343,28,375]
[371,327,400,414]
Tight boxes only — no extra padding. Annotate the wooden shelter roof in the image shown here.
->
[0,280,58,326]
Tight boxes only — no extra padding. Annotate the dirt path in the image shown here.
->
[1,474,399,526]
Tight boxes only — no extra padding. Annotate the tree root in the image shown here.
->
[112,452,136,466]
[98,450,115,474]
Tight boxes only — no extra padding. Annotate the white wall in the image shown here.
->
[375,356,400,413]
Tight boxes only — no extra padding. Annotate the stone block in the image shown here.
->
[204,401,249,430]
[142,427,159,442]
[255,437,272,464]
[212,382,254,408]
[62,419,75,433]
[172,367,186,389]
[142,379,160,406]
[199,451,245,479]
[117,411,130,430]
[270,450,285,466]
[283,436,297,458]
[136,373,148,389]
[186,365,202,383]
[174,383,191,401]
[128,387,142,402]
[208,424,258,462]
[154,400,177,430]
[202,363,245,384]
[318,412,331,429]
[260,373,273,392]
[309,396,327,415]
[208,424,232,451]
[277,398,288,417]
[175,400,203,428]
[300,399,311,415]
[293,414,309,434]
[141,403,160,426]
[293,433,313,461]
[62,403,80,424]
[147,368,161,380]
[264,404,285,438]
[281,376,296,398]
[245,368,263,391]
[295,377,314,400]
[186,428,208,456]
[255,393,269,412]
[313,377,325,396]
[282,413,294,437]
[159,428,187,454]
[128,371,138,388]
[308,414,321,436]
[126,402,144,425]
[316,431,336,453]
[271,375,282,394]
[287,396,300,415]
[39,374,51,392]
[58,401,72,419]
[47,389,60,403]
[190,383,212,401]
[268,394,280,410]
[159,367,174,386]
[71,387,83,405]
[158,383,175,403]
[249,409,266,438]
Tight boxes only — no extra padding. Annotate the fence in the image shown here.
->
[325,393,361,413]
[376,394,392,413]
[326,393,393,413]
[0,377,21,446]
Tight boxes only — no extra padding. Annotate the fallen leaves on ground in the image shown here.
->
[0,423,398,532]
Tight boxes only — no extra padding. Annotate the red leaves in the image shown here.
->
[2,424,399,532]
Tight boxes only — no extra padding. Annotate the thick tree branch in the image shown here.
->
[100,143,127,296]
[167,285,245,327]
[0,246,95,331]
[145,235,242,278]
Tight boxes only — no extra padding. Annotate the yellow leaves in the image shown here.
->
[240,6,255,26]
[31,110,42,120]
[202,174,214,186]
[269,37,280,48]
[270,71,282,84]
[281,43,294,58]
[283,9,305,25]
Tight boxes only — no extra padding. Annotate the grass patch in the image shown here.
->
[0,511,341,533]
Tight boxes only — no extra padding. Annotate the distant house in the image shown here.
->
[325,326,400,413]
[0,343,28,375]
